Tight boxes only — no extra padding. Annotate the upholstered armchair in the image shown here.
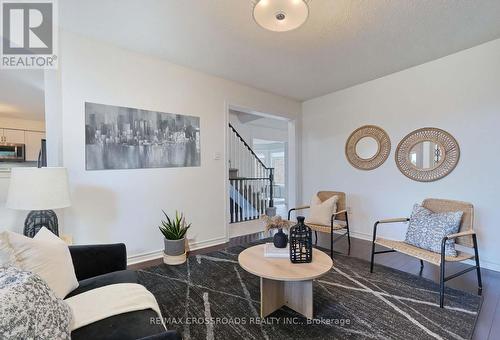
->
[370,198,482,308]
[288,191,350,258]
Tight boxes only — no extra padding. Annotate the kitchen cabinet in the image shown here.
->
[24,131,45,161]
[0,128,45,162]
[0,129,25,143]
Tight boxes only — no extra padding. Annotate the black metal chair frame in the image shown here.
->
[288,208,350,259]
[370,218,482,308]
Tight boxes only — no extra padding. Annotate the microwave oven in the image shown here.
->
[0,143,25,161]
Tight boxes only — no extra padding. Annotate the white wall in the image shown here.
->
[48,32,300,261]
[44,69,63,167]
[301,39,500,271]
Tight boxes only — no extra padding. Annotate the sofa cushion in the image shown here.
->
[71,309,168,340]
[139,332,182,340]
[66,270,137,298]
[140,331,182,340]
[69,244,127,281]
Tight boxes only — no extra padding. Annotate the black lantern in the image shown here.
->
[289,216,313,263]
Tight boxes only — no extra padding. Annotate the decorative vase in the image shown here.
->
[163,237,187,265]
[289,216,313,263]
[273,228,288,248]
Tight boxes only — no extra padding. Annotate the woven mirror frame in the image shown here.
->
[395,127,460,182]
[345,125,391,170]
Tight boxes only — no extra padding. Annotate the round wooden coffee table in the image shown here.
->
[238,244,333,319]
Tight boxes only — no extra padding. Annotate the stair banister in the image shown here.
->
[228,123,275,223]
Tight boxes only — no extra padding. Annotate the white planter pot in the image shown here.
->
[163,252,187,265]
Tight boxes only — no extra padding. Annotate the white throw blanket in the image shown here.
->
[65,283,165,331]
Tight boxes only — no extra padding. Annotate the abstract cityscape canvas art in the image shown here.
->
[85,102,200,170]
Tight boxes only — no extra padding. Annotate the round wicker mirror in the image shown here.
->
[345,125,391,170]
[396,128,460,182]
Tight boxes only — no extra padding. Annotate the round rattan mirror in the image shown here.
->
[395,128,460,182]
[345,125,391,170]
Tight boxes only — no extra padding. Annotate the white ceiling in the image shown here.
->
[61,0,500,101]
[0,70,45,121]
[231,110,289,130]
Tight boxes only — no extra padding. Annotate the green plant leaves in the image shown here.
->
[159,210,191,240]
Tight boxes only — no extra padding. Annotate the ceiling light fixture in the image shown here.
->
[253,0,310,32]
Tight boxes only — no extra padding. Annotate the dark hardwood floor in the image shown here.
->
[130,233,499,340]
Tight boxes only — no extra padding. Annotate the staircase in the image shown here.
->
[228,123,274,223]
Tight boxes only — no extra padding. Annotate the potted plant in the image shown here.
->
[159,210,191,265]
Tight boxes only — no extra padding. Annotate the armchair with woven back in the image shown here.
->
[370,198,482,308]
[288,191,351,259]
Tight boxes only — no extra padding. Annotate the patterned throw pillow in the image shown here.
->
[0,267,73,340]
[404,204,463,256]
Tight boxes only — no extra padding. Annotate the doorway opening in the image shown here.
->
[0,70,46,170]
[226,107,291,238]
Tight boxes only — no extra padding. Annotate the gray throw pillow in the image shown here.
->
[404,204,463,256]
[0,267,73,340]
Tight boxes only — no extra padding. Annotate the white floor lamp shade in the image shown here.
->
[6,167,71,237]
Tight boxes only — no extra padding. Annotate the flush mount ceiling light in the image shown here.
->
[253,0,310,32]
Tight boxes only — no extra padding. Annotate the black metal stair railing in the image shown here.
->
[228,123,274,223]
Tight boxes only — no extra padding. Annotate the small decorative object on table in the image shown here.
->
[289,216,313,263]
[261,215,292,248]
[273,228,288,248]
[264,243,289,258]
[159,210,191,265]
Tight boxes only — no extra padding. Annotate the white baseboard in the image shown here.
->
[188,236,228,252]
[345,230,372,241]
[474,258,500,272]
[127,249,163,266]
[127,236,228,266]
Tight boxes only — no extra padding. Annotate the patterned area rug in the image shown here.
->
[138,241,481,340]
